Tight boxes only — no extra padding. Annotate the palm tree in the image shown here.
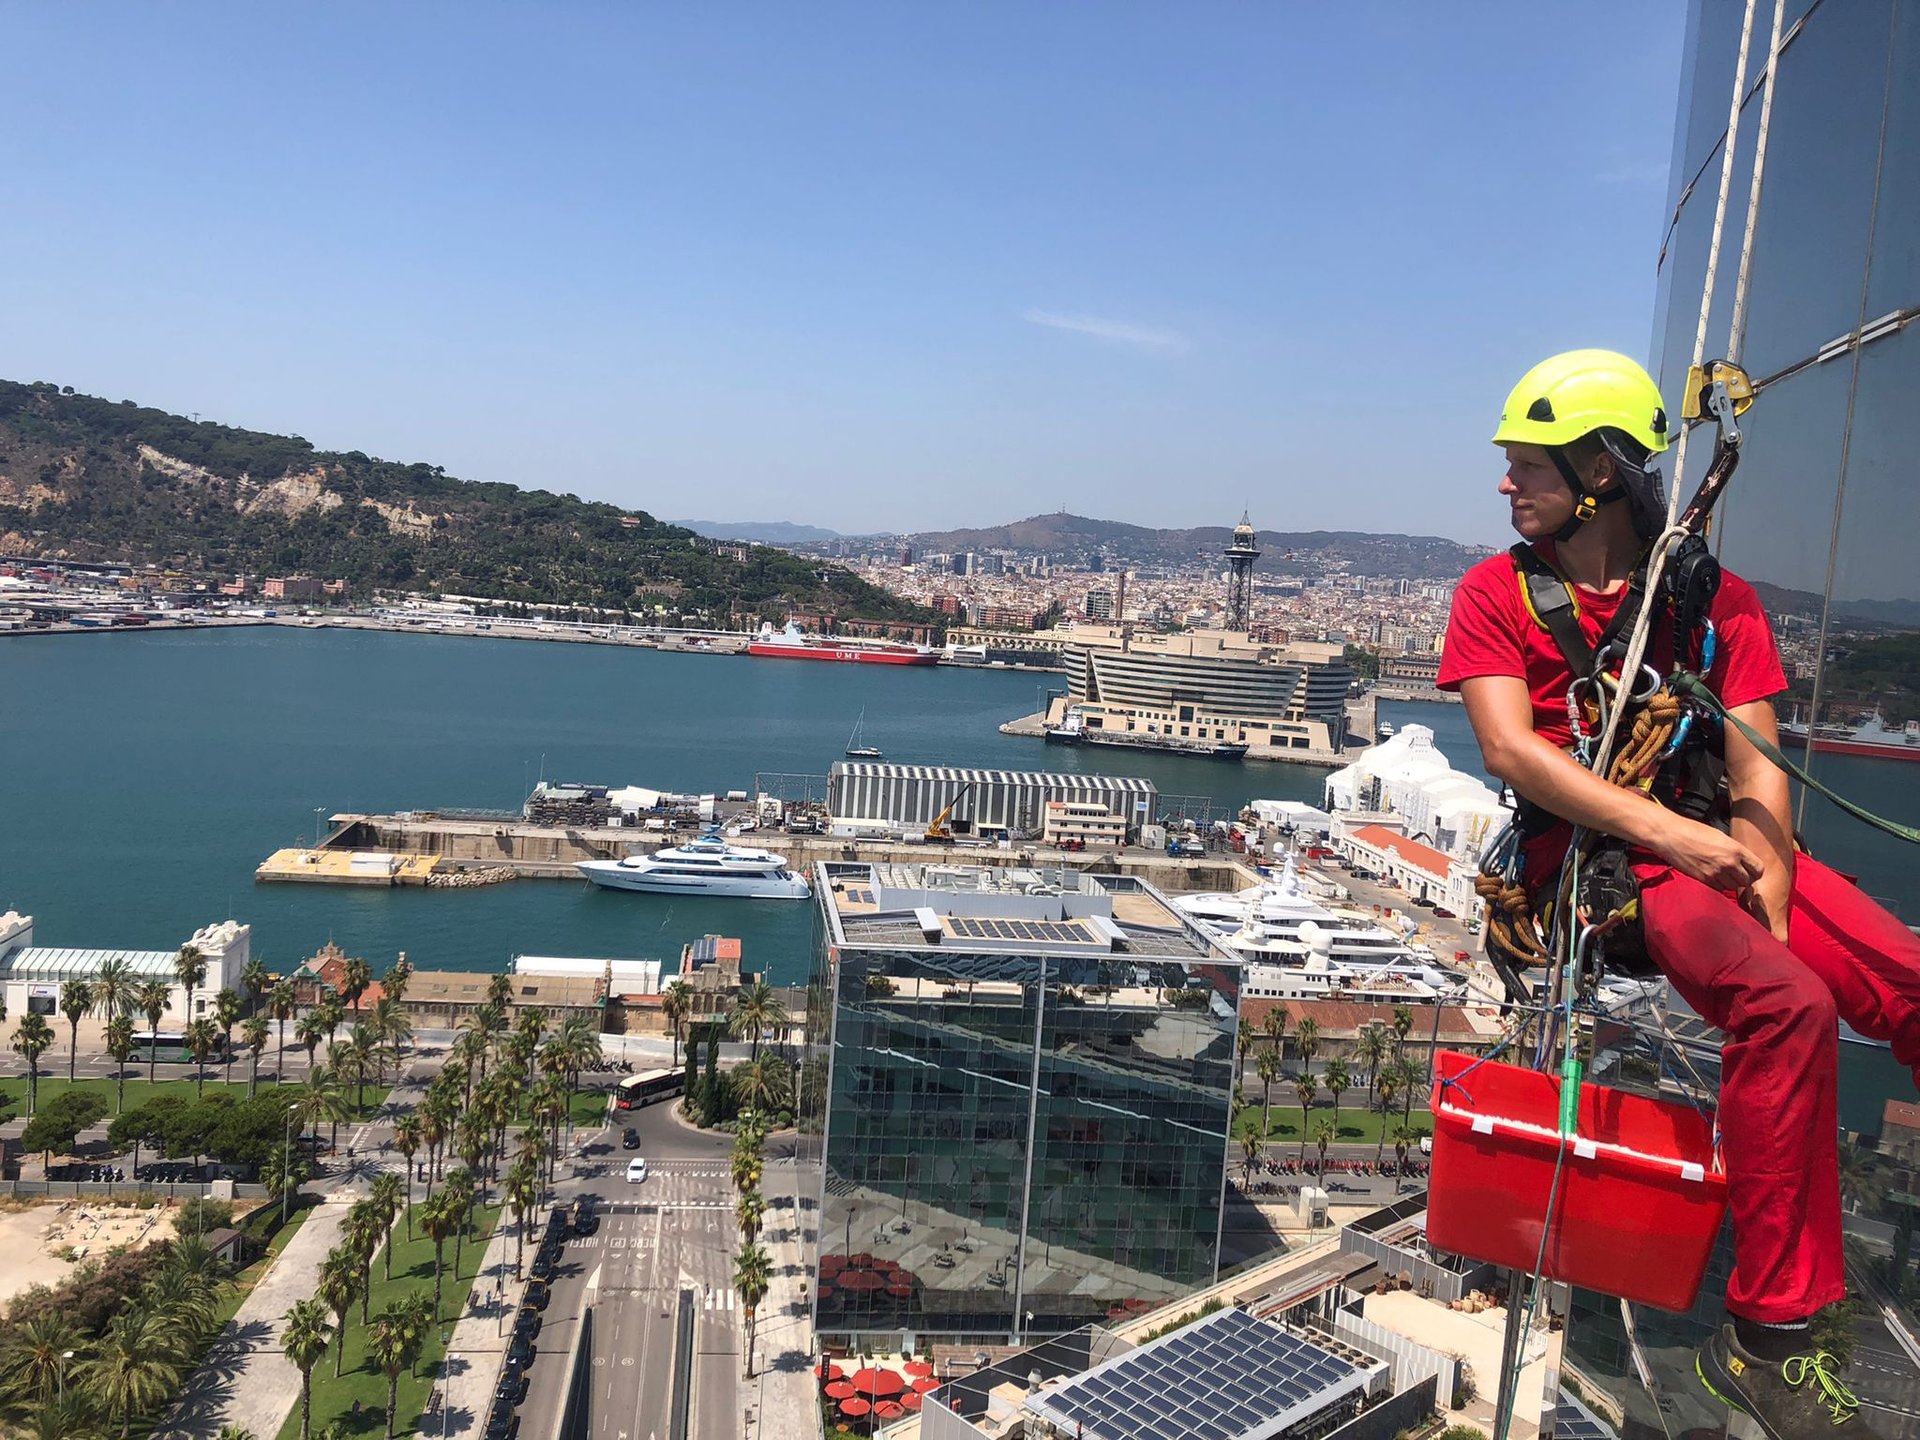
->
[486,972,513,1008]
[736,1188,766,1243]
[0,1312,82,1406]
[1325,1059,1351,1140]
[730,1145,762,1196]
[59,980,94,1084]
[506,1154,540,1279]
[1354,1024,1391,1108]
[269,980,296,1064]
[1261,1006,1288,1064]
[369,1172,405,1281]
[341,956,373,1013]
[554,1012,601,1105]
[1392,1124,1416,1191]
[1293,1016,1320,1075]
[135,981,170,1082]
[441,1168,477,1305]
[733,1056,794,1122]
[1234,1015,1254,1078]
[729,980,788,1063]
[80,1303,183,1440]
[282,1299,333,1440]
[91,956,135,1024]
[1839,1140,1888,1215]
[734,1242,772,1378]
[392,1114,423,1233]
[316,995,347,1053]
[343,1200,386,1325]
[241,1014,270,1096]
[19,1394,95,1440]
[1240,1130,1261,1186]
[383,954,413,1006]
[290,1069,348,1151]
[217,1424,258,1440]
[1294,1073,1318,1170]
[294,1011,326,1073]
[370,996,411,1082]
[1375,1067,1403,1166]
[420,1092,455,1188]
[214,988,242,1085]
[334,1029,375,1114]
[317,1247,360,1377]
[1255,1050,1280,1138]
[367,1304,425,1440]
[1312,1115,1336,1179]
[1391,1004,1416,1059]
[173,945,208,1015]
[11,1014,53,1116]
[102,1015,135,1113]
[240,956,271,1012]
[185,1018,221,1098]
[418,1190,460,1321]
[662,980,693,1069]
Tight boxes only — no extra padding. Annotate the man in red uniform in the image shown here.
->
[1439,349,1920,1440]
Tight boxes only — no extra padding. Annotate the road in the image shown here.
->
[517,1098,738,1440]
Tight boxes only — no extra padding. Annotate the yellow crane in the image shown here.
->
[923,782,972,843]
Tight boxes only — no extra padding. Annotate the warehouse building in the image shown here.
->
[826,762,1156,842]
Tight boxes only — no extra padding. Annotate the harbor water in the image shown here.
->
[2,626,1912,1129]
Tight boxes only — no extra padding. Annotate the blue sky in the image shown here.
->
[1,3,1682,545]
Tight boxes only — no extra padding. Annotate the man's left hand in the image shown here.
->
[1741,868,1793,944]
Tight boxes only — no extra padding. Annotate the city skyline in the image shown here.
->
[1,4,1681,548]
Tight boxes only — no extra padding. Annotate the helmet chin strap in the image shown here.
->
[1547,446,1627,542]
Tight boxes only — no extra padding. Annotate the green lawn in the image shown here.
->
[276,1204,503,1440]
[1234,1100,1433,1146]
[0,1073,392,1121]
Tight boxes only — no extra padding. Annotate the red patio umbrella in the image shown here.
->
[837,1270,886,1292]
[900,1393,924,1412]
[825,1381,857,1401]
[876,1402,907,1420]
[815,1362,846,1382]
[910,1375,941,1394]
[851,1367,907,1397]
[840,1397,873,1418]
[903,1360,933,1379]
[886,1283,913,1298]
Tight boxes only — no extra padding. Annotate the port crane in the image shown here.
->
[923,782,972,843]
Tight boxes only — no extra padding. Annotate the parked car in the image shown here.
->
[626,1157,649,1183]
[485,1411,520,1440]
[1432,907,1457,919]
[495,1368,527,1407]
[522,1279,551,1314]
[573,1195,599,1236]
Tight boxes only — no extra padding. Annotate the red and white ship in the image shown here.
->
[1779,709,1920,762]
[747,623,938,666]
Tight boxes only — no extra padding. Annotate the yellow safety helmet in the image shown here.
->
[1492,349,1670,456]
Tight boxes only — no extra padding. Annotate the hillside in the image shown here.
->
[0,381,924,622]
[830,511,1488,580]
[672,519,842,544]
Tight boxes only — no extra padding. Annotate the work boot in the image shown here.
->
[1696,1325,1865,1440]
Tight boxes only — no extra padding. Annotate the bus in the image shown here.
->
[613,1068,686,1111]
[130,1030,229,1065]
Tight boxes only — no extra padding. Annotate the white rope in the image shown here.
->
[1727,0,1790,362]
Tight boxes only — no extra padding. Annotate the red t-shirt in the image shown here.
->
[1437,542,1786,880]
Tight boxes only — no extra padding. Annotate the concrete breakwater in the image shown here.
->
[291,811,1255,892]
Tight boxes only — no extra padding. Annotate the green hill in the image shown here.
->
[0,380,926,623]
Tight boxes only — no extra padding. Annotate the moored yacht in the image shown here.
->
[576,830,810,899]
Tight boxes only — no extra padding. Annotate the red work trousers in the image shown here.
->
[1631,854,1920,1322]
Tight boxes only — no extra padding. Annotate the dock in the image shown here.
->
[255,847,442,886]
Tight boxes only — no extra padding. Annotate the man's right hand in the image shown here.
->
[1652,812,1765,893]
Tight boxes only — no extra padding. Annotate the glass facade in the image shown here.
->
[1564,4,1920,1437]
[806,869,1239,1344]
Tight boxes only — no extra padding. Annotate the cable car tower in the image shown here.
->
[1224,511,1259,633]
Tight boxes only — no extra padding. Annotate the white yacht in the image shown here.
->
[1175,856,1464,992]
[576,830,810,899]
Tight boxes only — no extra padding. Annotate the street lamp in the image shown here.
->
[280,1107,294,1225]
[57,1350,74,1403]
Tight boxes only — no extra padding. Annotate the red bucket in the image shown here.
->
[1425,1050,1727,1312]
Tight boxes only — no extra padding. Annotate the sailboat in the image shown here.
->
[845,708,884,759]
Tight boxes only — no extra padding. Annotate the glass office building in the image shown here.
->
[1559,5,1920,1438]
[804,859,1241,1345]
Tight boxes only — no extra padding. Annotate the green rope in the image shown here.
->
[1668,673,1920,845]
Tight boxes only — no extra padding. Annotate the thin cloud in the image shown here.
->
[1022,308,1192,355]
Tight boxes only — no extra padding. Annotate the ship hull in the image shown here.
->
[1778,732,1920,762]
[747,642,937,665]
[575,860,810,899]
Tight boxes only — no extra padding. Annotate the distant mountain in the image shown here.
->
[830,512,1489,581]
[0,381,923,623]
[1749,579,1920,629]
[671,519,842,544]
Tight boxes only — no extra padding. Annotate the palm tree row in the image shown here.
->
[0,1232,230,1440]
[730,1109,773,1380]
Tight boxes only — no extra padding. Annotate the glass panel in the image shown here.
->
[1865,0,1920,319]
[1737,0,1894,377]
[1024,955,1236,1332]
[817,942,1041,1340]
[1794,323,1920,920]
[1654,94,1760,413]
